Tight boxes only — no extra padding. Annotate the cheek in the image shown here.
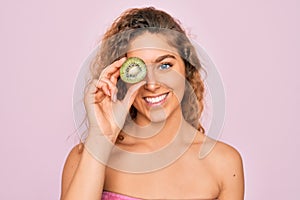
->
[157,69,186,103]
[132,87,146,107]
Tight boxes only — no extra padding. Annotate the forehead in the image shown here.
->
[127,33,179,61]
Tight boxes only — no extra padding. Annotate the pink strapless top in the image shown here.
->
[102,191,217,200]
[102,191,141,200]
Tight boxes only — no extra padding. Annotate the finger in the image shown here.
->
[85,80,107,105]
[110,69,120,85]
[86,79,100,94]
[101,77,118,102]
[122,81,146,110]
[84,80,102,110]
[88,79,108,95]
[94,90,107,103]
[95,78,111,96]
[99,57,126,80]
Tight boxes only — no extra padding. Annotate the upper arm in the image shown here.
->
[60,143,84,199]
[215,143,245,200]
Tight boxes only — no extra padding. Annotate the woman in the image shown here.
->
[61,7,244,200]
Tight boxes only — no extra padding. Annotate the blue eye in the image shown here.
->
[159,63,172,70]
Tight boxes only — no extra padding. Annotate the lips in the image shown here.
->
[144,93,169,105]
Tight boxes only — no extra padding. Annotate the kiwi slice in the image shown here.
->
[120,57,147,83]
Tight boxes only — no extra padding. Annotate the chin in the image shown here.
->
[147,106,168,123]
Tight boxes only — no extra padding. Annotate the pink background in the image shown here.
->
[1,0,299,199]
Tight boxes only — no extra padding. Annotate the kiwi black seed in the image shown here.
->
[120,57,147,83]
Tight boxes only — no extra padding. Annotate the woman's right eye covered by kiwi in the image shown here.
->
[120,57,147,84]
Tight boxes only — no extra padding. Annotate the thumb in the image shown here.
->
[122,81,146,111]
[110,81,146,131]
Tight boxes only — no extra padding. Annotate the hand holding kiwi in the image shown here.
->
[84,57,146,144]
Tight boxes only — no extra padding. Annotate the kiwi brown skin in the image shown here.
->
[120,57,147,84]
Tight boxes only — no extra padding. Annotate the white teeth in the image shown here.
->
[145,94,167,104]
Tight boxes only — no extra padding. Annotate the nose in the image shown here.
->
[144,67,160,91]
[144,82,160,91]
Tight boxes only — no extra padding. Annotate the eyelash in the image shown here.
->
[159,63,173,70]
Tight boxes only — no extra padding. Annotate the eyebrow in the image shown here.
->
[154,54,176,63]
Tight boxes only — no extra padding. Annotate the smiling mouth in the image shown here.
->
[144,93,169,105]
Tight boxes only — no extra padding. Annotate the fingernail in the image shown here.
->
[113,93,117,102]
[106,89,111,96]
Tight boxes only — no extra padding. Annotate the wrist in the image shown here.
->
[84,131,115,164]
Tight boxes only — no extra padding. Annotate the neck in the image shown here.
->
[119,107,196,152]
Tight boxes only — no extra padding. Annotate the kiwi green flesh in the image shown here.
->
[120,57,147,83]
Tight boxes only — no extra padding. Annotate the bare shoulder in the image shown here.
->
[197,136,242,163]
[61,143,84,197]
[62,143,84,172]
[204,138,244,199]
[211,140,243,165]
[204,138,244,176]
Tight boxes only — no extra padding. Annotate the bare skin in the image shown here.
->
[60,34,244,200]
[61,135,244,199]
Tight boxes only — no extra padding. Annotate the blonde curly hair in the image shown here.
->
[89,7,205,133]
